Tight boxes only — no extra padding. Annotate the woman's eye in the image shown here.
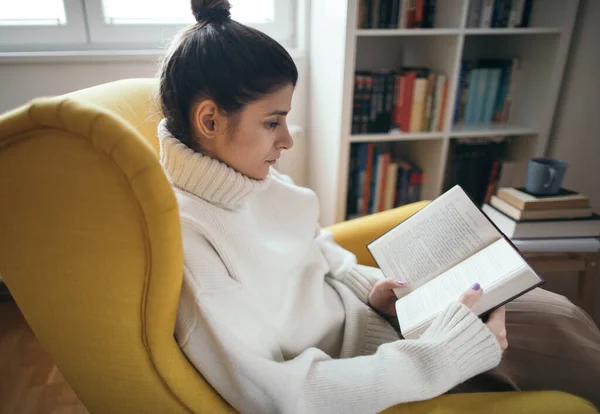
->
[266,122,279,130]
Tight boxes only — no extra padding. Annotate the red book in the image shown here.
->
[406,0,416,28]
[399,72,416,132]
[415,0,424,26]
[377,153,391,212]
[393,74,404,128]
[362,143,374,215]
[437,77,449,131]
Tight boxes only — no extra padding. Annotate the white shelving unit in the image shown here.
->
[308,0,579,226]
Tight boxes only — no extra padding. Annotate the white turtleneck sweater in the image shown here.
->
[158,120,501,414]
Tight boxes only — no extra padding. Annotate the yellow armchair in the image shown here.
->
[0,79,595,414]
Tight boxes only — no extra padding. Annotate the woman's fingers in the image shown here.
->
[486,306,508,351]
[459,283,483,309]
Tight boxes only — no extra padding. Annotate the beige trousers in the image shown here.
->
[448,288,600,408]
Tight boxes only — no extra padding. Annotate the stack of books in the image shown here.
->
[482,187,600,239]
[352,68,449,134]
[453,59,519,126]
[346,143,423,219]
[357,0,437,29]
[466,0,533,28]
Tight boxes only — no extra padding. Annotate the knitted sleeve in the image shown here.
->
[315,228,384,303]
[177,233,502,414]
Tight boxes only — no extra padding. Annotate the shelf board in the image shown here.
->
[355,28,460,37]
[463,27,562,35]
[451,124,537,138]
[354,28,562,37]
[350,132,444,143]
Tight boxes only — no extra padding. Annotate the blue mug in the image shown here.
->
[525,158,568,196]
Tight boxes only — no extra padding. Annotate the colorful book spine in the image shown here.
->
[410,77,428,132]
[464,69,481,124]
[482,68,501,124]
[369,146,380,214]
[479,0,495,28]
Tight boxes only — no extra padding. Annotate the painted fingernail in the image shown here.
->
[397,281,406,285]
[471,282,481,291]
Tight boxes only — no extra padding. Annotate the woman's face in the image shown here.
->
[192,84,295,180]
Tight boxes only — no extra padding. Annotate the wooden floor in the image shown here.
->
[0,297,89,414]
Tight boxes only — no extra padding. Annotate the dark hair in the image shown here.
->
[159,0,298,149]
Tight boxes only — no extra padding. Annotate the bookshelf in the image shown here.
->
[308,0,579,226]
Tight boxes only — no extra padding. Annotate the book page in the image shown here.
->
[368,186,500,291]
[396,238,539,337]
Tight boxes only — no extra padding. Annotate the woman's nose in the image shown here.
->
[278,128,294,150]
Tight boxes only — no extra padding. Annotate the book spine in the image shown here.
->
[484,160,503,204]
[414,0,424,27]
[384,73,395,132]
[520,0,533,27]
[464,69,480,124]
[492,60,511,123]
[389,0,400,28]
[346,144,357,218]
[467,0,483,28]
[473,69,489,123]
[406,0,417,28]
[384,163,398,210]
[378,153,391,212]
[492,0,511,28]
[501,58,519,123]
[455,62,472,124]
[369,147,380,214]
[365,0,373,28]
[371,0,381,29]
[437,76,449,131]
[379,0,389,28]
[356,144,368,214]
[410,77,427,132]
[482,68,501,124]
[423,73,436,132]
[362,143,374,215]
[398,0,408,28]
[479,0,495,28]
[393,74,403,129]
[430,74,444,132]
[358,0,366,28]
[422,0,436,28]
[508,0,525,27]
[401,72,416,131]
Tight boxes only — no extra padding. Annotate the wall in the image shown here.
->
[546,0,600,323]
[0,55,308,130]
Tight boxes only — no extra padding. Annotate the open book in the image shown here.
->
[367,185,544,339]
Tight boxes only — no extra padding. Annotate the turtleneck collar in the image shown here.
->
[158,119,271,208]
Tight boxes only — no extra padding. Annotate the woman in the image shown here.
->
[158,1,600,413]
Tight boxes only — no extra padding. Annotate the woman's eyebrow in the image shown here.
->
[265,109,290,116]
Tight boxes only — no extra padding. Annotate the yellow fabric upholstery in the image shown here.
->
[0,78,596,414]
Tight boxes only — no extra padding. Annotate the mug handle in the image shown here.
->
[544,167,557,189]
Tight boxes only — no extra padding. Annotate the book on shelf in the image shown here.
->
[368,185,544,339]
[467,0,533,28]
[490,195,593,221]
[496,187,590,210]
[444,138,507,206]
[351,68,448,135]
[346,143,423,219]
[358,0,437,29]
[482,204,600,239]
[454,58,520,126]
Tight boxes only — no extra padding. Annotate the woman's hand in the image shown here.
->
[459,283,508,352]
[367,278,408,317]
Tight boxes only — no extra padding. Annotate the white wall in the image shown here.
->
[0,55,308,130]
[548,0,600,210]
[546,0,600,323]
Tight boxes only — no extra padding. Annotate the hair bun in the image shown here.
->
[191,0,232,23]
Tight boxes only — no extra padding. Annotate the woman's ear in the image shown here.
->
[191,99,218,139]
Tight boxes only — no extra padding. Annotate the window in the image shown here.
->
[0,0,297,51]
[0,0,87,47]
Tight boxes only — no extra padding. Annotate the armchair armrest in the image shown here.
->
[326,201,429,267]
